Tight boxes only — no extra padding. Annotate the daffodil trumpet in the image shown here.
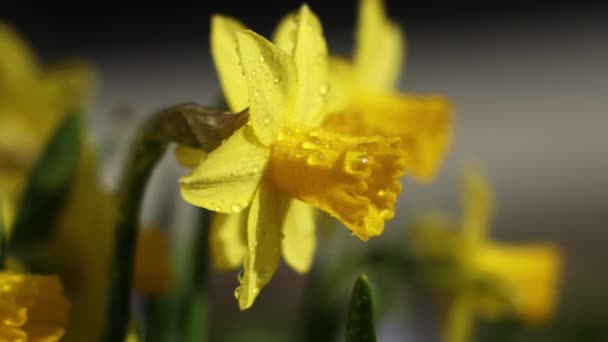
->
[102,103,248,342]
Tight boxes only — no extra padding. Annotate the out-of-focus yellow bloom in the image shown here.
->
[0,271,70,341]
[133,228,172,296]
[27,147,117,342]
[179,5,406,309]
[24,149,172,340]
[0,21,95,230]
[321,0,452,182]
[409,168,562,342]
[0,23,170,340]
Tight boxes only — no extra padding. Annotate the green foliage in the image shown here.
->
[346,275,377,342]
[9,113,82,253]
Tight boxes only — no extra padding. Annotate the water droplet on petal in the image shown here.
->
[319,83,329,95]
[231,204,242,213]
[273,77,280,85]
[237,269,245,283]
[259,54,265,63]
[257,269,269,283]
[263,115,272,125]
[307,151,326,165]
[234,287,241,300]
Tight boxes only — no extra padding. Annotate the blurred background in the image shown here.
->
[3,1,607,340]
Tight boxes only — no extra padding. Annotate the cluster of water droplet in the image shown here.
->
[233,265,272,301]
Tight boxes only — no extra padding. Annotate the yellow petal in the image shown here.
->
[37,60,97,114]
[443,295,475,342]
[326,57,356,113]
[133,229,172,296]
[273,5,328,125]
[323,92,453,181]
[267,127,406,240]
[281,199,317,273]
[461,167,493,250]
[180,126,268,214]
[211,15,249,112]
[354,0,404,90]
[237,183,288,309]
[174,145,207,169]
[210,212,247,271]
[1,194,15,231]
[0,22,38,93]
[236,30,298,145]
[476,243,562,324]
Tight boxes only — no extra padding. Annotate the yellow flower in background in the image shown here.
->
[179,5,406,309]
[0,271,70,341]
[0,21,95,230]
[409,168,562,342]
[0,23,172,340]
[133,228,172,296]
[321,0,452,182]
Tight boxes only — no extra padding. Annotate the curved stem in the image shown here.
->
[101,104,247,342]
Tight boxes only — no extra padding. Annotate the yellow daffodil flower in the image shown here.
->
[179,5,406,309]
[0,21,95,230]
[25,148,172,340]
[0,271,70,341]
[409,168,562,342]
[320,0,452,182]
[1,23,171,339]
[133,228,172,296]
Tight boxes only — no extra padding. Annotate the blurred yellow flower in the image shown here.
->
[0,21,95,230]
[0,23,171,340]
[0,271,70,341]
[179,5,406,309]
[133,228,172,296]
[321,0,453,182]
[24,149,172,340]
[409,168,562,342]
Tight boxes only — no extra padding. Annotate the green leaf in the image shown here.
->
[346,274,377,342]
[9,113,82,251]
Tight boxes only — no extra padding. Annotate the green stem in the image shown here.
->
[183,209,210,342]
[101,104,247,342]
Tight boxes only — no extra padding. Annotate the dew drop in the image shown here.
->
[379,209,393,220]
[273,77,280,84]
[257,268,269,282]
[237,269,245,283]
[231,204,242,213]
[233,287,241,300]
[252,166,260,173]
[231,169,238,176]
[214,207,220,211]
[319,83,329,95]
[307,151,326,165]
[259,54,265,63]
[263,115,272,125]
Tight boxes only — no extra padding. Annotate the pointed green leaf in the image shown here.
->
[346,274,377,342]
[9,113,82,251]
